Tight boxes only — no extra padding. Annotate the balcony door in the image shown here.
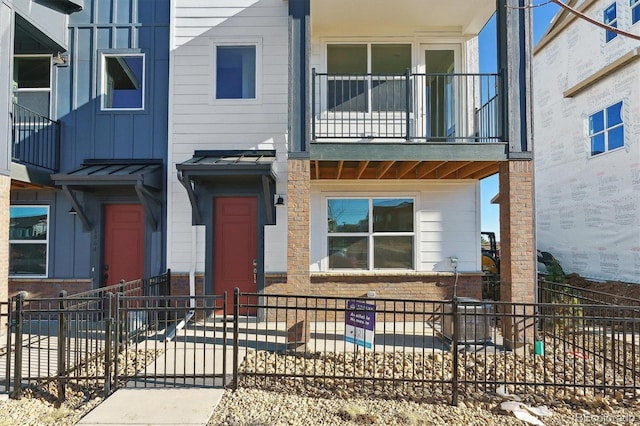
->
[420,45,461,141]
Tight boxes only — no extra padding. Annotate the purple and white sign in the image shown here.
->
[344,300,376,349]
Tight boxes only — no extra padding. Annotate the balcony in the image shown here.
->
[312,71,501,142]
[12,102,60,173]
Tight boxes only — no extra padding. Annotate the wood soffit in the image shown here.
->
[311,160,500,180]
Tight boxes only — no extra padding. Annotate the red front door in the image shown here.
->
[214,197,257,314]
[103,204,144,286]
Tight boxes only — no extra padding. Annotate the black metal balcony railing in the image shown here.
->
[11,102,60,172]
[312,69,501,142]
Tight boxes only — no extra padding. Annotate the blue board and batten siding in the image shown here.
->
[11,0,169,281]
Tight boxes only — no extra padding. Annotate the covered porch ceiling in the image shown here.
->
[311,160,500,180]
[311,0,495,35]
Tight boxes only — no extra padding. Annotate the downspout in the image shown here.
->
[190,225,196,309]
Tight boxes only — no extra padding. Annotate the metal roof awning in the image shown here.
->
[176,150,278,225]
[52,159,163,231]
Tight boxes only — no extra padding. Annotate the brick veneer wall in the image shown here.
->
[286,159,310,293]
[499,160,536,348]
[266,273,483,301]
[9,279,93,298]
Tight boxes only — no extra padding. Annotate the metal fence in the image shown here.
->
[233,290,639,405]
[3,280,639,407]
[12,102,60,172]
[311,69,501,142]
[539,278,640,307]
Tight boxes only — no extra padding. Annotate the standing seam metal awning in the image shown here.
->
[176,150,277,225]
[52,159,163,231]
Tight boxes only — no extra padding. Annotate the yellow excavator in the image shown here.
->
[481,231,500,274]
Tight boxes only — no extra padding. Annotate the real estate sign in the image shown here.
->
[344,300,376,349]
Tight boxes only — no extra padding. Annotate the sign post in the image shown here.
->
[344,299,376,349]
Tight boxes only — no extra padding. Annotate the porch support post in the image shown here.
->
[497,0,536,350]
[288,0,310,152]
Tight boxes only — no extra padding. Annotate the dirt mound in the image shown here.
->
[564,273,640,302]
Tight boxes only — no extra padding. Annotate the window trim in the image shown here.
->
[604,3,618,43]
[588,100,624,157]
[9,205,50,278]
[325,196,416,271]
[210,38,263,105]
[12,54,53,118]
[100,51,146,111]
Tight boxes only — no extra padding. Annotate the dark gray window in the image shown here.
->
[13,56,51,117]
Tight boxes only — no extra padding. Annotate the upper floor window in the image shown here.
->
[215,45,257,100]
[327,198,414,270]
[589,101,624,156]
[326,43,411,113]
[604,3,617,42]
[632,0,640,24]
[10,205,49,277]
[12,55,51,117]
[101,53,145,110]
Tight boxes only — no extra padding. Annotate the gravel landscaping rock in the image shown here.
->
[0,348,161,426]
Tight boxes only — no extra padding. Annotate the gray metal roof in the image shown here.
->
[52,160,163,189]
[177,150,277,179]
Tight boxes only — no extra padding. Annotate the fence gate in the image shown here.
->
[2,290,230,399]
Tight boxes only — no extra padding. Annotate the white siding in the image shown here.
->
[309,180,481,273]
[168,0,288,272]
[533,0,640,283]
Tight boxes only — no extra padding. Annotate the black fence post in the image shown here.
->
[114,292,121,383]
[105,293,113,395]
[5,301,14,395]
[405,68,411,140]
[451,296,459,406]
[12,292,26,399]
[57,290,68,402]
[222,291,228,387]
[233,288,240,390]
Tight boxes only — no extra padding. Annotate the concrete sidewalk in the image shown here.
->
[77,388,225,425]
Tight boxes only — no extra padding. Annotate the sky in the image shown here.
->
[478,2,561,241]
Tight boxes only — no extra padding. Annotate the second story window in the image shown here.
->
[604,3,617,42]
[13,55,51,117]
[589,101,624,156]
[101,54,145,110]
[215,45,257,100]
[326,43,411,113]
[632,0,640,24]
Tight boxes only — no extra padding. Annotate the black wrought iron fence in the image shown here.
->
[233,290,640,405]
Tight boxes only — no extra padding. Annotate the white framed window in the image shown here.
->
[101,53,145,110]
[10,205,49,277]
[588,101,624,156]
[325,43,412,113]
[212,40,262,102]
[327,198,414,270]
[12,55,52,117]
[632,0,640,24]
[604,3,617,42]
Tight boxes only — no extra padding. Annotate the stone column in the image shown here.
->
[499,160,536,350]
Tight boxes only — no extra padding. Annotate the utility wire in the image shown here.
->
[547,0,640,40]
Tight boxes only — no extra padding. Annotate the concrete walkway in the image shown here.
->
[77,388,225,425]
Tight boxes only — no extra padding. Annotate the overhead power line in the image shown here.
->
[548,0,640,40]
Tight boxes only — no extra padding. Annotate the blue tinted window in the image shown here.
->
[589,101,624,156]
[216,46,256,99]
[633,0,640,24]
[589,111,604,134]
[606,102,622,126]
[608,126,624,150]
[604,4,617,42]
[328,199,369,233]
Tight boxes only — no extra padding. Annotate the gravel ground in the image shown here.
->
[0,349,161,426]
[208,387,640,426]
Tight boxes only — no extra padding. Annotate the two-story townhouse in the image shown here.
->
[169,0,536,347]
[534,0,640,284]
[4,0,169,299]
